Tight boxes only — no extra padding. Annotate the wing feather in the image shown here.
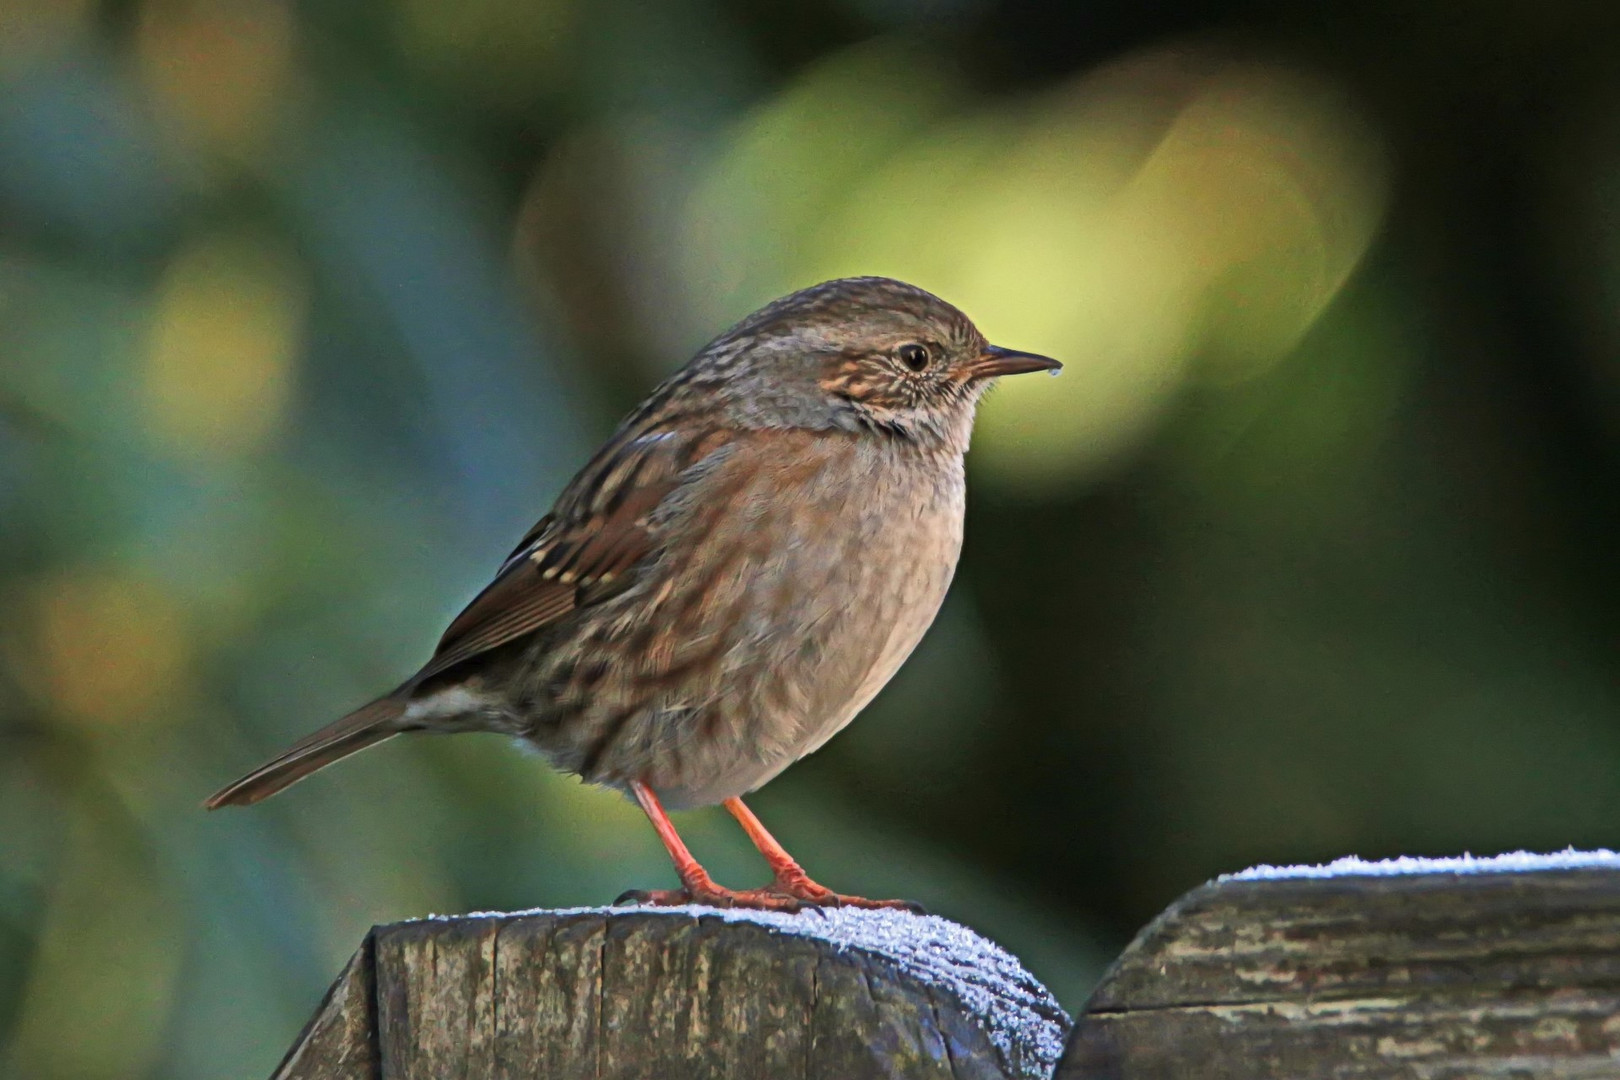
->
[410,426,730,686]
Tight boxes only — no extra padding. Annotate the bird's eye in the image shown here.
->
[897,343,930,372]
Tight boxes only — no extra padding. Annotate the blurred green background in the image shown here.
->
[5,0,1620,1074]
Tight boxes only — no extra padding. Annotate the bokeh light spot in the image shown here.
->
[141,230,305,458]
[135,0,296,159]
[946,56,1385,493]
[677,43,1387,494]
[20,567,192,733]
[677,38,963,346]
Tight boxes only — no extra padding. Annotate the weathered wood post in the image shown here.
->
[1060,852,1620,1078]
[272,852,1620,1078]
[274,906,1070,1079]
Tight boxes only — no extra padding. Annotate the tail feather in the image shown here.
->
[204,696,408,809]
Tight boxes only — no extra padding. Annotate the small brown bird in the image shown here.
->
[206,276,1058,910]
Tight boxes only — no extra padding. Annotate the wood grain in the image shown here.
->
[275,907,1068,1080]
[272,940,378,1080]
[1060,867,1620,1078]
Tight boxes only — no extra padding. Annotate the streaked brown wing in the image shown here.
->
[418,566,580,681]
[496,512,556,573]
[410,426,726,686]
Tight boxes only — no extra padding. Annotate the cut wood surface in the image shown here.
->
[274,905,1070,1080]
[1060,854,1620,1079]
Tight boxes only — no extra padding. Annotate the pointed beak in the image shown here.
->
[965,345,1062,380]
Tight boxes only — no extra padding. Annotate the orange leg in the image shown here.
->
[629,781,720,898]
[722,797,923,912]
[618,781,806,911]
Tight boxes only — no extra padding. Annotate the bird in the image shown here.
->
[205,276,1059,911]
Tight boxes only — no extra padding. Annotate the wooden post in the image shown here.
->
[273,906,1070,1079]
[1059,855,1620,1078]
[273,854,1620,1079]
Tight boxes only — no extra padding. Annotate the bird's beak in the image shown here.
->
[964,345,1062,380]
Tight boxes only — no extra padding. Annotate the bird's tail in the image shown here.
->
[204,695,408,809]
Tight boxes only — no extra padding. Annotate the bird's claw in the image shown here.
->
[613,883,809,912]
[615,877,926,915]
[766,872,927,914]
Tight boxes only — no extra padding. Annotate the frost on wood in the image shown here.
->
[582,905,1073,1073]
[736,906,1062,1070]
[276,906,1070,1080]
[1226,845,1620,881]
[1059,855,1620,1079]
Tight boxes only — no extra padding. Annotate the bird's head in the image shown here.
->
[690,277,1060,450]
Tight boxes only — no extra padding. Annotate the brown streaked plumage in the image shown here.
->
[205,276,1060,911]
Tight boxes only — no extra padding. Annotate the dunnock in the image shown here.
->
[206,276,1059,911]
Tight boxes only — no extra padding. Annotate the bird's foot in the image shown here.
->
[765,868,927,914]
[614,883,812,912]
[613,869,925,914]
[614,864,813,911]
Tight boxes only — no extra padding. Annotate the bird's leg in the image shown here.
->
[722,797,924,913]
[626,780,721,900]
[617,781,806,911]
[722,796,828,898]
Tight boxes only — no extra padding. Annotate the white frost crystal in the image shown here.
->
[1225,846,1620,881]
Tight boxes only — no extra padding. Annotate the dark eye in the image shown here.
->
[897,343,930,372]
